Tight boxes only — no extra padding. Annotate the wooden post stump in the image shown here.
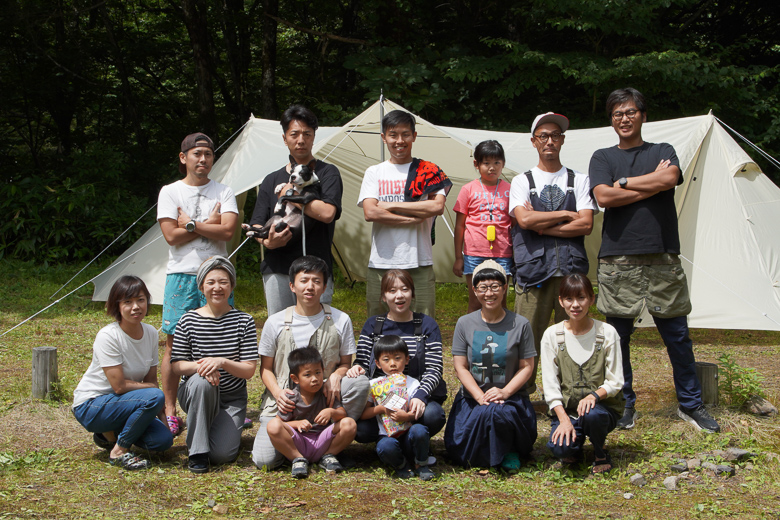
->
[32,346,58,400]
[695,361,719,407]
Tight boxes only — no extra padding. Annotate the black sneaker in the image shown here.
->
[616,407,637,429]
[318,453,343,474]
[188,453,210,474]
[291,457,309,478]
[93,432,115,451]
[678,406,720,433]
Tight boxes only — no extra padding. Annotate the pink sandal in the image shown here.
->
[167,416,183,436]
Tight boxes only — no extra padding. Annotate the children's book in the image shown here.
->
[370,373,410,438]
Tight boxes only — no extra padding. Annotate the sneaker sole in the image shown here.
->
[617,411,636,430]
[677,409,718,434]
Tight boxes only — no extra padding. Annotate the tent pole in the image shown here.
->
[379,91,385,162]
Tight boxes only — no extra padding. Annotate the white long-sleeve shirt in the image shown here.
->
[540,319,624,412]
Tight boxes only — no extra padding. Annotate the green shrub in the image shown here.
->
[718,352,766,406]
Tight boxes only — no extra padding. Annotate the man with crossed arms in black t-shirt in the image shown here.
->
[588,87,719,433]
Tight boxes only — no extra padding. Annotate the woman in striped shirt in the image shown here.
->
[171,257,258,473]
[346,269,447,443]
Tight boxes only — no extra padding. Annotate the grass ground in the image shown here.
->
[1,259,779,519]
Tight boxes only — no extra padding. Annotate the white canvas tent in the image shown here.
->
[92,99,780,330]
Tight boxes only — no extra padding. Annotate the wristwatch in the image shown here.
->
[185,220,196,232]
[618,177,628,188]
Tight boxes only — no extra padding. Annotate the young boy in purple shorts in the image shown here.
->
[267,347,357,478]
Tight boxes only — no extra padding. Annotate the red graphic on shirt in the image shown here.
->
[378,179,406,197]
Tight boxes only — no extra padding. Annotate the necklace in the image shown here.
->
[478,178,501,222]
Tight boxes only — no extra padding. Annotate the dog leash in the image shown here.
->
[301,202,307,257]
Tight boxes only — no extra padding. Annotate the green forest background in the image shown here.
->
[2,0,778,264]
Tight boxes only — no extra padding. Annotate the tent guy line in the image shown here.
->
[48,203,159,300]
[1,234,166,338]
[716,117,780,171]
[46,120,251,303]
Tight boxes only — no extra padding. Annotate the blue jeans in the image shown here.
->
[73,388,173,452]
[547,405,618,460]
[609,315,703,411]
[356,400,446,443]
[376,423,430,469]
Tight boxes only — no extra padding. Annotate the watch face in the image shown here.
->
[186,221,195,232]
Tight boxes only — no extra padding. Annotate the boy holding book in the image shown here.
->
[360,335,435,480]
[267,347,357,478]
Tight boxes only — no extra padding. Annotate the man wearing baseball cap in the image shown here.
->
[156,133,239,435]
[508,113,597,396]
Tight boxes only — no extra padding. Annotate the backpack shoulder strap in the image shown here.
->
[372,315,386,338]
[412,313,425,338]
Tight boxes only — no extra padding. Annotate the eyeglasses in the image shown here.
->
[475,283,504,294]
[533,132,563,143]
[611,109,640,121]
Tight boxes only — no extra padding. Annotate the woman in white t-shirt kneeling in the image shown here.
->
[72,276,173,471]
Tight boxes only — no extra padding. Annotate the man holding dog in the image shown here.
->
[589,87,719,433]
[248,105,343,316]
[358,110,451,318]
[157,132,239,435]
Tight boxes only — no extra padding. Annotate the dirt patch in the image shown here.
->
[0,400,88,455]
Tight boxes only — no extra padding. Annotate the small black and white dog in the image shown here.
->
[244,157,321,241]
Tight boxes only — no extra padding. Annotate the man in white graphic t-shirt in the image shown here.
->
[156,133,239,433]
[358,110,452,318]
[509,112,596,396]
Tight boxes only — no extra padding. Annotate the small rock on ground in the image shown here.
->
[629,474,647,487]
[663,476,678,490]
[744,395,778,416]
[671,463,688,473]
[725,448,752,461]
[687,458,701,470]
[715,465,736,476]
[623,493,634,500]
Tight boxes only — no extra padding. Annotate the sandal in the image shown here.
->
[592,452,613,475]
[110,452,151,471]
[167,416,183,436]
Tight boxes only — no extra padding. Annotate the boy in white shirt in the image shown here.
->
[358,110,451,318]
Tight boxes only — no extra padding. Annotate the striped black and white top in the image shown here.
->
[171,309,258,393]
[355,315,443,401]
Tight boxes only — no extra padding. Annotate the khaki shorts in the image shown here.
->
[596,254,692,319]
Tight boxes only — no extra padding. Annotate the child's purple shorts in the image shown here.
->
[291,424,336,462]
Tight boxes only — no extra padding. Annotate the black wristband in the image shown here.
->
[590,391,601,403]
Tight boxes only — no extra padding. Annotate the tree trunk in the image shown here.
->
[260,0,278,119]
[180,0,218,139]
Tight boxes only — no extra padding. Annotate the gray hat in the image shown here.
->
[196,256,236,290]
[472,259,507,284]
[531,112,569,134]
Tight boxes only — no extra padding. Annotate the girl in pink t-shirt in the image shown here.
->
[453,140,513,312]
